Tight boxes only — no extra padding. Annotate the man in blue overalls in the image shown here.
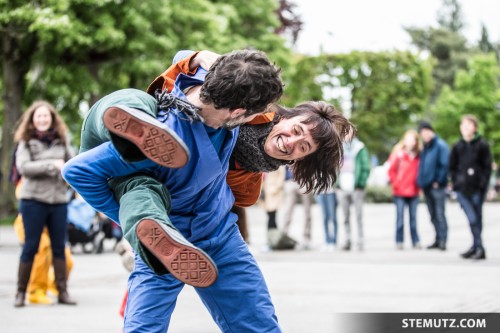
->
[63,50,284,332]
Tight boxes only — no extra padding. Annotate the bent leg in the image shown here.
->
[124,255,184,333]
[109,174,173,273]
[196,227,281,333]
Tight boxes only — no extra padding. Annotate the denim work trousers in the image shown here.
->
[422,187,448,243]
[19,199,67,263]
[456,191,484,250]
[124,220,281,332]
[317,193,337,244]
[393,196,420,245]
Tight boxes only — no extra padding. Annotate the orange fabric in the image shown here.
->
[146,51,200,95]
[226,170,263,208]
[248,112,275,125]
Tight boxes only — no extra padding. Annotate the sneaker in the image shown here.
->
[136,219,218,288]
[396,243,404,250]
[341,242,351,251]
[413,242,422,250]
[103,105,190,168]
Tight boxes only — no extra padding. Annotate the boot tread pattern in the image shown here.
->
[104,107,187,168]
[137,220,217,288]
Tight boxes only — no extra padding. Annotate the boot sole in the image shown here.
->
[103,106,190,168]
[136,219,218,288]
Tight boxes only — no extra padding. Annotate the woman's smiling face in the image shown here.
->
[32,106,53,132]
[263,115,319,161]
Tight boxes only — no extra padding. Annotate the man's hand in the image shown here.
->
[190,50,220,71]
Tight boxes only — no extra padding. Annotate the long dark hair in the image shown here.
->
[275,101,355,193]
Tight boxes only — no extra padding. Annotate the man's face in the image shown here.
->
[419,128,434,143]
[202,108,255,130]
[460,119,476,139]
[263,115,319,161]
[222,112,258,130]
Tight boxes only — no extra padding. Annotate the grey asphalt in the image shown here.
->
[1,202,499,333]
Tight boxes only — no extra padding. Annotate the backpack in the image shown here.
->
[8,143,22,186]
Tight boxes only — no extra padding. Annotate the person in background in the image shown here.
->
[388,130,422,250]
[13,100,76,307]
[417,120,449,251]
[337,130,370,251]
[261,166,297,251]
[449,115,492,260]
[281,165,314,250]
[316,184,337,251]
[13,179,74,305]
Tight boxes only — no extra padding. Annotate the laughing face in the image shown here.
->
[32,105,53,132]
[263,115,319,161]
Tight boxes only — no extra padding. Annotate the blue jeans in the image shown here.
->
[316,193,337,244]
[456,191,484,250]
[124,224,281,333]
[393,196,420,245]
[19,199,68,262]
[422,187,448,243]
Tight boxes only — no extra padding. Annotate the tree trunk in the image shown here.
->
[0,32,28,218]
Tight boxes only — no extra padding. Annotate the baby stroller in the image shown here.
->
[67,193,106,254]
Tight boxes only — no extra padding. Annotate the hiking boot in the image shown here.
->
[103,105,190,168]
[136,219,218,288]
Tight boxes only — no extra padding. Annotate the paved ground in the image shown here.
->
[1,202,499,332]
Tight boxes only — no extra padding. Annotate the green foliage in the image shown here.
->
[432,54,500,162]
[284,51,433,160]
[0,0,292,215]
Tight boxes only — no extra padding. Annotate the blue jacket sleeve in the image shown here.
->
[62,142,156,224]
[436,141,450,186]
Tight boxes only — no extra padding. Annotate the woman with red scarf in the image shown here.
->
[13,101,76,307]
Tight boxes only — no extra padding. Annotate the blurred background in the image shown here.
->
[1,0,499,222]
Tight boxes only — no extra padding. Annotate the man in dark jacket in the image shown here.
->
[449,115,492,260]
[417,121,450,250]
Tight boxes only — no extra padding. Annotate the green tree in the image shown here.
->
[432,54,500,162]
[284,51,433,161]
[0,0,290,216]
[405,0,469,100]
[437,0,464,33]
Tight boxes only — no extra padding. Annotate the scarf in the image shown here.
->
[232,118,288,173]
[34,129,58,145]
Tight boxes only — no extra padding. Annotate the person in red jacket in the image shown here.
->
[388,129,422,249]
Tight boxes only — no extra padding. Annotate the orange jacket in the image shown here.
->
[148,53,272,207]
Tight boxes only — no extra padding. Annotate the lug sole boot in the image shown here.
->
[136,219,218,288]
[14,261,34,307]
[103,105,190,168]
[53,259,77,305]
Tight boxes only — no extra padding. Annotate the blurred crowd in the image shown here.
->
[251,115,496,263]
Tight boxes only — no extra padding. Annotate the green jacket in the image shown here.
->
[354,146,371,189]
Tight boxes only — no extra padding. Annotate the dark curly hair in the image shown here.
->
[200,50,283,116]
[275,101,356,194]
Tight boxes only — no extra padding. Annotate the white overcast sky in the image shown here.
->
[292,0,500,54]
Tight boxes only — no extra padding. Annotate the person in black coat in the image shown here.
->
[449,114,492,260]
